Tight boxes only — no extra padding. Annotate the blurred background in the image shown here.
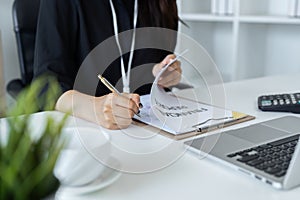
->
[1,0,300,108]
[177,0,300,85]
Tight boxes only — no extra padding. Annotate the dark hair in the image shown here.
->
[139,0,178,29]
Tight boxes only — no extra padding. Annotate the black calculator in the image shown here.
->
[258,93,300,114]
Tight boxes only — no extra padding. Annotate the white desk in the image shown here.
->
[3,74,300,200]
[59,73,300,199]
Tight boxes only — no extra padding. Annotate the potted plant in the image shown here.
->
[0,77,68,199]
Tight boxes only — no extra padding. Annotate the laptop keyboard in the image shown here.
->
[227,134,299,178]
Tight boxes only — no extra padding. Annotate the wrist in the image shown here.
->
[55,90,75,112]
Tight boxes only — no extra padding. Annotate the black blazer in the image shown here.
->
[33,0,178,97]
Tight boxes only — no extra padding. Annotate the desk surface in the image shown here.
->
[3,74,300,200]
[60,73,300,200]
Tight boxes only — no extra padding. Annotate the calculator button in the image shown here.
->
[258,93,300,113]
[262,100,272,106]
[279,100,284,105]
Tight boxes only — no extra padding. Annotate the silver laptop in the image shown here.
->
[185,116,300,190]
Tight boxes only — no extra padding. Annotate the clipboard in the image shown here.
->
[133,49,255,140]
[133,110,255,140]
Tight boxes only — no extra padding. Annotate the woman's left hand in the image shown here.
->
[152,54,182,88]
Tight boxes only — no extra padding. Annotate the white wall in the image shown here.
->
[179,0,300,83]
[0,0,20,105]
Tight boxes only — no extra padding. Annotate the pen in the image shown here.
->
[98,74,121,95]
[97,74,142,117]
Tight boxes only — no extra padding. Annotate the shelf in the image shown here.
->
[180,14,300,25]
[178,0,300,82]
[180,13,234,22]
[239,15,300,25]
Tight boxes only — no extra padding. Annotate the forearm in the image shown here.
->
[55,90,99,124]
[55,90,140,129]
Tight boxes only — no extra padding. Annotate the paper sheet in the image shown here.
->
[135,64,233,135]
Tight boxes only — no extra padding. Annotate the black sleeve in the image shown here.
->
[33,0,78,93]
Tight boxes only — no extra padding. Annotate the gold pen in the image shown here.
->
[98,74,122,95]
[97,74,141,117]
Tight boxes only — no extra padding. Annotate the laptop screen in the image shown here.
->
[0,31,6,116]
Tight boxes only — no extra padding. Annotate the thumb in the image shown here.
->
[152,63,164,77]
[123,93,140,106]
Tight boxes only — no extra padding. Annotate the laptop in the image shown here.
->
[185,116,300,190]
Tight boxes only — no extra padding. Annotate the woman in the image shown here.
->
[34,0,181,129]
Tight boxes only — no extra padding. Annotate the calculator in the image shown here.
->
[258,93,300,114]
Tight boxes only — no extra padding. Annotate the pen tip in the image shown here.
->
[139,103,143,109]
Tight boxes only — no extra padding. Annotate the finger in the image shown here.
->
[158,73,181,88]
[102,122,129,130]
[101,111,118,129]
[159,62,181,80]
[159,62,182,81]
[153,54,176,77]
[123,93,140,107]
[113,123,131,129]
[106,93,139,116]
[112,105,136,119]
[161,54,176,65]
[158,69,182,87]
[152,63,164,77]
[113,116,132,128]
[102,108,132,129]
[99,93,132,130]
[112,95,139,116]
[103,93,134,118]
[159,61,180,75]
[167,60,181,72]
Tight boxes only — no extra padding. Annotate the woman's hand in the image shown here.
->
[55,90,140,130]
[152,54,182,88]
[96,93,140,129]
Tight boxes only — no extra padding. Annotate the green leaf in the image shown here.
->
[0,77,68,199]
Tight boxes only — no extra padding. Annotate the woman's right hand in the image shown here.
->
[55,90,140,130]
[96,93,140,129]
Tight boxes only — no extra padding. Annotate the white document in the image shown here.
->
[135,63,233,135]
